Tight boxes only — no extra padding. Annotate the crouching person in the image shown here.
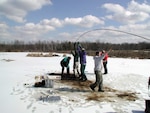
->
[60,56,71,79]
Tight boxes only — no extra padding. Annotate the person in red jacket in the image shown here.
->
[102,50,108,74]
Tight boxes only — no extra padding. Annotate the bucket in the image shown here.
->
[45,79,54,88]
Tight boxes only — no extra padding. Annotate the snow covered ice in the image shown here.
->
[0,52,150,113]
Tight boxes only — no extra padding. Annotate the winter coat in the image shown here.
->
[78,47,86,65]
[93,54,105,71]
[103,53,108,62]
[60,57,70,67]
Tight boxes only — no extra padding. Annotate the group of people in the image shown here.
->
[60,42,109,92]
[60,42,87,81]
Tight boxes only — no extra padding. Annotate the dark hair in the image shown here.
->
[96,51,99,55]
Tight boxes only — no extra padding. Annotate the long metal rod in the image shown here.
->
[76,28,150,42]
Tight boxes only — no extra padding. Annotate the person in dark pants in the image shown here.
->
[90,51,106,92]
[102,50,108,74]
[71,43,80,77]
[60,56,71,79]
[77,43,87,81]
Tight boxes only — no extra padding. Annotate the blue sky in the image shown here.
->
[0,0,150,43]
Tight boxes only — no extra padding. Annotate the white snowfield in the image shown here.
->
[0,52,150,113]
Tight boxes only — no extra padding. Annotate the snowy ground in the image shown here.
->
[0,52,150,113]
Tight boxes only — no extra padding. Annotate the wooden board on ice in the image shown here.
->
[46,73,61,79]
[47,73,77,80]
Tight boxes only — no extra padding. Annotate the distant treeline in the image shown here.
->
[0,40,150,59]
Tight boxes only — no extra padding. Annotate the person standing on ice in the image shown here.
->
[71,42,80,77]
[77,43,87,81]
[102,50,108,74]
[90,51,106,92]
[60,56,71,78]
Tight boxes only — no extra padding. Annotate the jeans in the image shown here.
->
[90,70,103,90]
[80,64,87,79]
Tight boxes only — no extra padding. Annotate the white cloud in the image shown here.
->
[1,0,150,43]
[14,22,55,37]
[39,15,104,29]
[0,22,55,42]
[0,22,9,38]
[128,1,150,13]
[1,17,150,43]
[0,0,52,23]
[73,22,150,43]
[57,32,74,41]
[40,18,63,27]
[64,15,104,28]
[103,3,125,14]
[119,23,150,37]
[1,20,150,43]
[102,1,150,24]
[0,14,105,42]
[25,23,52,31]
[0,22,8,30]
[64,17,82,25]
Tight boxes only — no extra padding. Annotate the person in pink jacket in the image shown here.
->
[102,50,108,74]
